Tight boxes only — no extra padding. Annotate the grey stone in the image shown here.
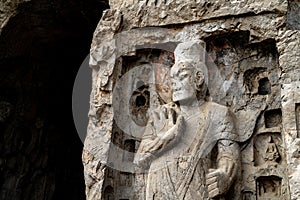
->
[84,0,300,199]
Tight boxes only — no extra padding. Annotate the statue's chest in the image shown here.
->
[168,113,211,179]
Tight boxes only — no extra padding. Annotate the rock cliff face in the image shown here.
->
[84,0,300,199]
[0,0,108,199]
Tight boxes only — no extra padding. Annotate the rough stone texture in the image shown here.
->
[110,0,287,28]
[0,0,31,32]
[278,31,300,200]
[84,0,300,199]
[287,0,300,30]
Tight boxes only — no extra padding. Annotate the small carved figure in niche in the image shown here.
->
[134,41,240,200]
[263,136,280,165]
[257,176,281,199]
[243,191,254,200]
[120,172,132,186]
[103,185,114,200]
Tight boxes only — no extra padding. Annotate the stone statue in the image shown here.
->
[134,41,241,199]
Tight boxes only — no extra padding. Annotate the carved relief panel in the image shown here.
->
[85,10,294,198]
[97,30,290,200]
[82,0,300,198]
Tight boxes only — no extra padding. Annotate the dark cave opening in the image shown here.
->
[258,77,271,95]
[0,0,108,199]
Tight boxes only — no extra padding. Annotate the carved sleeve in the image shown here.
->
[216,108,240,190]
[216,106,240,189]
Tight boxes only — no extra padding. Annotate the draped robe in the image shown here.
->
[139,102,239,200]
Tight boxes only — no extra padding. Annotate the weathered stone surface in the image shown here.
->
[278,31,300,200]
[109,0,287,28]
[84,0,300,199]
[287,0,300,30]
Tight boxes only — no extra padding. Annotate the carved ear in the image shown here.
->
[195,71,204,89]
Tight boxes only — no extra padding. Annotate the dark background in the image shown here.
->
[0,0,108,199]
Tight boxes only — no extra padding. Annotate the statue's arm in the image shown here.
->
[206,139,240,198]
[206,105,240,198]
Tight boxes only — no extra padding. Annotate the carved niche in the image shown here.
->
[256,176,282,200]
[254,133,283,167]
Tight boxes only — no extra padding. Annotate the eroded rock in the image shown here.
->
[84,0,300,199]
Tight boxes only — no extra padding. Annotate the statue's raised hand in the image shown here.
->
[143,102,183,152]
[134,103,184,169]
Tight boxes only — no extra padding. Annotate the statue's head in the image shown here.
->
[170,59,207,102]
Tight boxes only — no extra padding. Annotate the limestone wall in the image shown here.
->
[84,0,300,199]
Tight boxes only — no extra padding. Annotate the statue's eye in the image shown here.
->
[179,72,189,79]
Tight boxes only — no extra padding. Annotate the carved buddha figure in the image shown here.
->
[135,41,241,200]
[264,136,280,164]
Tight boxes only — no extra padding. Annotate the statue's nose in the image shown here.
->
[174,87,181,92]
[172,81,180,89]
[172,84,180,91]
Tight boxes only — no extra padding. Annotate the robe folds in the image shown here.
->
[141,102,240,200]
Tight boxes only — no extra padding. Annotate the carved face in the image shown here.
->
[170,61,204,102]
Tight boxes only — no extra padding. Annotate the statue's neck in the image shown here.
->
[178,99,205,117]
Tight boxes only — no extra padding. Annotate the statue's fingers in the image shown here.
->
[206,176,217,185]
[175,115,184,128]
[149,139,163,152]
[208,188,219,198]
[143,145,151,153]
[138,144,146,153]
[171,102,180,114]
[169,116,183,137]
[160,106,167,121]
[172,108,177,124]
[167,108,172,126]
[206,170,219,179]
[207,182,218,192]
[147,142,158,152]
[206,173,218,181]
[225,159,230,173]
[228,161,234,177]
[147,145,156,152]
[153,110,160,122]
[144,138,159,152]
[168,108,176,126]
[156,139,164,149]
